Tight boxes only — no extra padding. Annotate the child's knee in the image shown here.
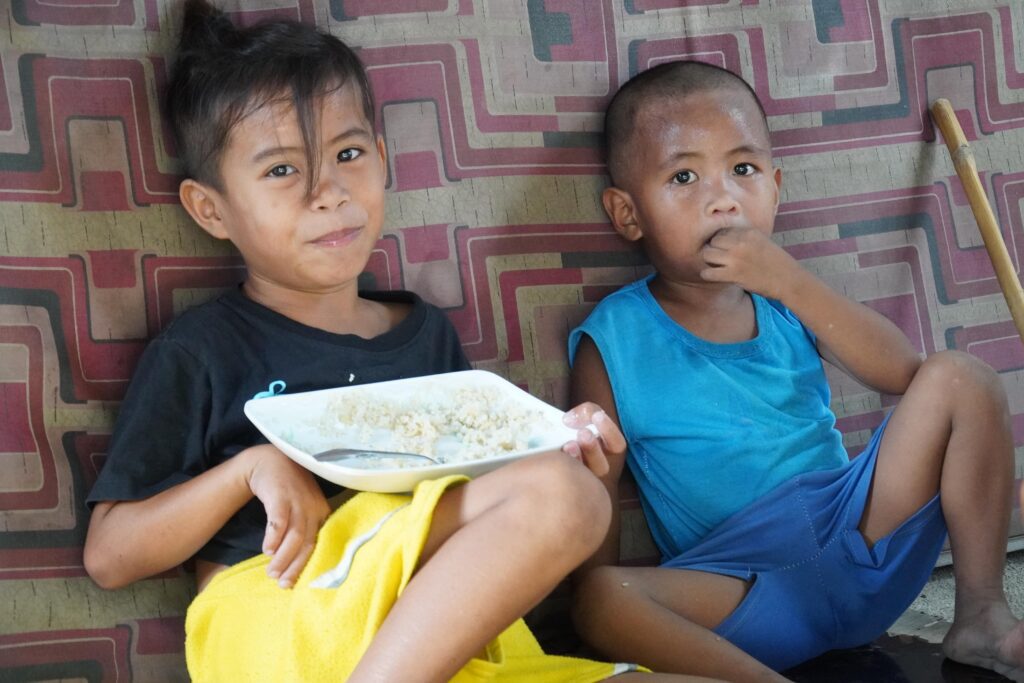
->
[916,350,1007,409]
[517,453,611,548]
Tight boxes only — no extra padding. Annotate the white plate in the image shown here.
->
[243,370,577,493]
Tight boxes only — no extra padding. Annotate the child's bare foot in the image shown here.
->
[943,598,1024,681]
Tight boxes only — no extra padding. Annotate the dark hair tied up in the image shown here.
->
[166,0,376,197]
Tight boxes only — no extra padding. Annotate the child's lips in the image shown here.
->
[311,227,362,246]
[703,226,730,247]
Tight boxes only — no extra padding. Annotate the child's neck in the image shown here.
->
[242,278,400,339]
[648,275,757,343]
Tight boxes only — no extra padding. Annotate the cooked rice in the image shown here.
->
[317,385,555,463]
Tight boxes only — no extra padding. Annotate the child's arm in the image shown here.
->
[702,227,922,395]
[84,444,330,590]
[565,334,629,573]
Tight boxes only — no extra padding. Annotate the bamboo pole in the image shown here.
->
[930,98,1024,343]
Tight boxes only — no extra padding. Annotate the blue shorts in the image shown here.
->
[661,414,948,671]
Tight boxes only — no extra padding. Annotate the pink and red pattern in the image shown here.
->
[3,1,1024,678]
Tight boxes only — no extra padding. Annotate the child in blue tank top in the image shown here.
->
[567,60,1024,682]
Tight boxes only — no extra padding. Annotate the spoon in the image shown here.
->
[313,447,438,469]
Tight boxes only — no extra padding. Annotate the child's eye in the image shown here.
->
[671,170,695,184]
[734,163,756,176]
[266,164,296,178]
[338,148,363,162]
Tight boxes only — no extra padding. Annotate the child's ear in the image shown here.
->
[375,135,387,168]
[772,167,782,208]
[179,179,229,240]
[602,186,642,241]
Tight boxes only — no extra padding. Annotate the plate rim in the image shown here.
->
[243,369,574,492]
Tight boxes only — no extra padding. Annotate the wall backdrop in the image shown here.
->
[3,0,1024,679]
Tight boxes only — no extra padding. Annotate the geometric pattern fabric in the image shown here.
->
[3,1,1024,678]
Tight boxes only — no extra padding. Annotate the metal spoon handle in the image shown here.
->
[313,447,437,466]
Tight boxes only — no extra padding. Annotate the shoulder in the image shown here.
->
[129,294,244,383]
[758,294,795,320]
[569,277,650,362]
[757,295,816,342]
[134,288,272,380]
[157,288,247,344]
[582,278,651,327]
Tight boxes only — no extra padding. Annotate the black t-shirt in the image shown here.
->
[87,287,470,566]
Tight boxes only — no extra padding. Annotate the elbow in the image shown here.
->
[83,546,124,590]
[88,573,127,592]
[83,534,133,591]
[83,502,135,590]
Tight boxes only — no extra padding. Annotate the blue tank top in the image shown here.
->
[569,276,847,559]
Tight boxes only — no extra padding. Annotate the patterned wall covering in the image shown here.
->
[3,0,1024,678]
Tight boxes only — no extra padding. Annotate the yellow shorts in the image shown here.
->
[185,475,639,681]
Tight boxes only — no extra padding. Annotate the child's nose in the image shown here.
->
[310,168,350,211]
[705,176,741,215]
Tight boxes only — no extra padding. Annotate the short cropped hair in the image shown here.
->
[166,0,375,197]
[604,60,768,187]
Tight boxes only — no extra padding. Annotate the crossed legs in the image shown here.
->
[348,451,610,682]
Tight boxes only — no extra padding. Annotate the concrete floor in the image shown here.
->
[889,549,1024,643]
